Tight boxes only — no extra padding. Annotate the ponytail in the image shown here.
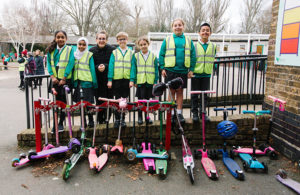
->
[45,39,57,54]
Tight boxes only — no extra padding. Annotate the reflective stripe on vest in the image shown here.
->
[164,35,191,68]
[50,46,72,79]
[136,52,155,84]
[194,42,216,74]
[74,51,93,82]
[113,49,133,80]
[19,60,26,71]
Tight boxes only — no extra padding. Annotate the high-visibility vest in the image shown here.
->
[19,58,26,71]
[164,35,191,68]
[113,48,133,80]
[194,42,216,74]
[74,51,93,82]
[136,52,156,84]
[50,45,72,79]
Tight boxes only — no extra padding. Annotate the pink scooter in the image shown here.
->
[192,90,219,180]
[138,99,159,173]
[98,97,127,153]
[87,106,110,172]
[233,95,286,159]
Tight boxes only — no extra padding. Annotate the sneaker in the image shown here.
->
[178,114,185,124]
[114,120,120,129]
[88,121,94,128]
[121,120,126,128]
[192,113,199,123]
[204,115,210,122]
[58,124,64,132]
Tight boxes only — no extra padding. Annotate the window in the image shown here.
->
[224,44,228,51]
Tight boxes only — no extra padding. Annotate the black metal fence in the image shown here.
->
[24,55,267,128]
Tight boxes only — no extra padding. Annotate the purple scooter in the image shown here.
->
[26,86,80,161]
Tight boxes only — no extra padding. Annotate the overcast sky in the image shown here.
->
[0,0,273,33]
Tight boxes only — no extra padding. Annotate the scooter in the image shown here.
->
[153,77,195,184]
[238,110,270,173]
[125,100,169,174]
[86,106,110,172]
[62,87,90,180]
[98,97,126,154]
[276,169,300,194]
[12,98,55,167]
[214,107,244,180]
[192,90,218,180]
[18,87,81,164]
[233,96,286,159]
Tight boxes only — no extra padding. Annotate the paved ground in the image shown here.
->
[0,64,299,195]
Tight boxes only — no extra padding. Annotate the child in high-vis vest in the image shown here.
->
[73,37,98,128]
[17,50,27,90]
[46,30,75,132]
[132,36,158,125]
[159,18,196,123]
[188,23,216,122]
[107,32,135,128]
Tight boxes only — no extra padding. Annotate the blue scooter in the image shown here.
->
[214,107,244,180]
[239,110,270,173]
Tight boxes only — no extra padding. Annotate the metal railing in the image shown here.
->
[24,55,267,128]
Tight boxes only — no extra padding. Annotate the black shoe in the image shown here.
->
[33,86,37,89]
[88,121,94,128]
[114,120,120,128]
[192,113,199,123]
[121,120,126,128]
[204,115,210,122]
[171,114,176,124]
[138,112,143,125]
[18,85,22,88]
[178,114,185,123]
[58,124,64,132]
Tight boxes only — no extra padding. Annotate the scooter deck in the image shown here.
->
[234,147,272,155]
[155,149,167,175]
[97,153,108,171]
[32,146,69,159]
[276,175,300,194]
[223,157,242,176]
[239,153,264,169]
[88,148,98,170]
[111,145,123,153]
[136,152,168,159]
[201,157,218,178]
[68,150,84,170]
[142,143,155,171]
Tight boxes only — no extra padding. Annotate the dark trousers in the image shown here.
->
[191,77,211,115]
[19,71,24,87]
[113,79,130,121]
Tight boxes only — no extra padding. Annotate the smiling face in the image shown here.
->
[172,19,184,36]
[78,40,87,52]
[55,32,67,48]
[117,36,128,49]
[138,40,149,54]
[96,33,107,48]
[199,26,211,43]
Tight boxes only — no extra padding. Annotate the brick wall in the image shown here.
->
[263,0,300,161]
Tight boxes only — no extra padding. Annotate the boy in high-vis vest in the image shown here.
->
[159,18,196,124]
[46,30,75,132]
[132,36,158,125]
[73,37,98,128]
[107,32,135,128]
[188,23,216,122]
[18,50,27,90]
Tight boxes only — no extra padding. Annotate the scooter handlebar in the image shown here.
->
[214,107,236,111]
[243,110,271,115]
[138,99,159,103]
[38,97,50,102]
[190,90,216,94]
[98,97,120,103]
[243,110,255,114]
[268,95,286,104]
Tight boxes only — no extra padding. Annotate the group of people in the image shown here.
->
[17,49,45,90]
[40,18,216,133]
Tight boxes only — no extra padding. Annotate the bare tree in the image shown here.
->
[184,0,206,33]
[151,0,168,32]
[256,5,272,34]
[208,0,230,33]
[54,0,106,36]
[165,0,175,31]
[126,1,143,37]
[240,0,263,33]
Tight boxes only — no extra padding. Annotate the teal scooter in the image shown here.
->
[239,110,270,173]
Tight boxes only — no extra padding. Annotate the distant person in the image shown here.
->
[73,37,98,128]
[46,30,75,133]
[17,50,27,90]
[108,32,135,128]
[1,52,5,60]
[34,49,45,88]
[25,52,36,76]
[3,55,10,70]
[189,23,216,122]
[89,30,115,124]
[131,36,158,125]
[159,18,196,124]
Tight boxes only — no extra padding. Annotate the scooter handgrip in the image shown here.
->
[243,110,255,114]
[159,101,173,105]
[268,95,286,104]
[138,99,159,103]
[257,110,271,115]
[98,97,119,103]
[64,85,70,93]
[214,108,225,111]
[227,107,237,111]
[190,90,216,94]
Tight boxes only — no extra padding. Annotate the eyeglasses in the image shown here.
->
[97,38,106,40]
[118,38,127,41]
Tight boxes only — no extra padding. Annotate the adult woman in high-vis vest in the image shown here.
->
[46,30,75,133]
[132,36,159,125]
[159,18,196,123]
[73,37,98,128]
[107,32,135,128]
[188,23,216,123]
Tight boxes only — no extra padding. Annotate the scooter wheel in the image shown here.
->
[71,144,81,154]
[187,166,194,184]
[12,159,20,167]
[159,169,166,180]
[62,163,70,181]
[230,149,235,159]
[85,148,90,155]
[276,169,287,179]
[236,170,245,181]
[19,153,27,159]
[210,170,218,180]
[262,162,268,173]
[126,151,136,162]
[269,151,278,160]
[243,161,249,172]
[28,150,37,161]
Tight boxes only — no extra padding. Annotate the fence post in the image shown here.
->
[34,100,42,152]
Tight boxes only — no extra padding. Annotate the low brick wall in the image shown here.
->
[18,114,271,148]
